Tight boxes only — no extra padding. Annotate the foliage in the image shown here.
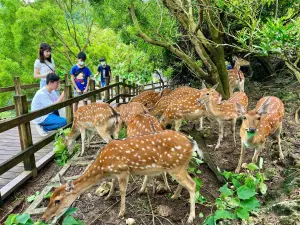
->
[203,162,266,224]
[118,126,127,139]
[43,192,53,199]
[5,207,82,225]
[53,128,78,166]
[27,191,40,203]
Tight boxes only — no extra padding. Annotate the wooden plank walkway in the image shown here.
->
[0,122,54,190]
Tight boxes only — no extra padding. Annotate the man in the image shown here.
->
[31,73,66,136]
[95,57,112,87]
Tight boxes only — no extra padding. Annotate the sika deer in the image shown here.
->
[130,88,171,108]
[115,102,148,125]
[234,96,284,173]
[228,56,250,96]
[198,90,248,149]
[126,114,170,194]
[66,103,121,156]
[160,84,221,131]
[42,130,203,224]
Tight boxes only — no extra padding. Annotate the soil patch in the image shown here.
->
[64,164,86,177]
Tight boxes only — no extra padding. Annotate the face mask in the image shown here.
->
[101,61,106,66]
[78,61,85,66]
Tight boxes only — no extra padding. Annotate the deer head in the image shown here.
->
[197,83,219,104]
[233,56,250,69]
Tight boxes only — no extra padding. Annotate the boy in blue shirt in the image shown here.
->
[70,52,91,112]
[95,57,112,87]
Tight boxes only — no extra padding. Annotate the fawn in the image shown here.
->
[235,96,284,172]
[65,103,121,156]
[115,102,148,125]
[160,83,221,131]
[228,56,250,96]
[42,130,203,224]
[198,90,248,149]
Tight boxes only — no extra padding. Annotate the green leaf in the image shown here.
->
[240,197,261,210]
[247,163,259,171]
[63,207,78,216]
[232,178,242,188]
[237,186,257,200]
[16,213,30,224]
[199,212,204,218]
[193,177,202,191]
[219,184,233,196]
[236,207,249,219]
[203,215,215,225]
[214,209,235,220]
[5,214,17,225]
[44,192,53,199]
[260,183,267,194]
[27,195,36,203]
[62,216,83,225]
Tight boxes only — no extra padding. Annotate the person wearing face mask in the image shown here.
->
[95,57,112,88]
[70,52,92,112]
[34,43,55,88]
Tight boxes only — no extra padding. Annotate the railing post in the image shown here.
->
[13,77,37,177]
[64,85,73,124]
[122,79,126,102]
[116,76,120,103]
[151,81,154,90]
[104,77,110,102]
[128,81,132,101]
[139,84,144,93]
[132,83,136,98]
[136,84,139,95]
[90,79,96,103]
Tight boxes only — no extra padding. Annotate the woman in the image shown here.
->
[34,43,55,88]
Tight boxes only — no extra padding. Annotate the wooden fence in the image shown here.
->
[0,75,168,204]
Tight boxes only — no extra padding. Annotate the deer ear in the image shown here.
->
[235,103,246,116]
[258,96,271,115]
[65,180,75,192]
[59,174,66,185]
[202,81,206,89]
[211,83,219,90]
[233,55,238,61]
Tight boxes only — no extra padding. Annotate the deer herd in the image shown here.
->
[42,57,285,224]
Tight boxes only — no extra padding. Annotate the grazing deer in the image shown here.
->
[234,96,284,173]
[41,130,203,224]
[126,114,170,194]
[198,90,248,149]
[65,103,121,156]
[116,102,148,125]
[160,84,221,131]
[228,56,250,96]
[149,86,200,118]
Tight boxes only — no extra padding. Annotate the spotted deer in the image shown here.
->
[228,56,250,96]
[234,96,284,173]
[160,84,221,131]
[66,103,121,156]
[126,114,170,194]
[42,130,203,224]
[130,88,171,108]
[198,90,248,149]
[149,86,201,118]
[115,102,148,125]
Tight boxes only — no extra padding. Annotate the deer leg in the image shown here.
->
[252,146,263,163]
[276,122,284,160]
[139,175,149,194]
[162,172,171,192]
[117,172,129,218]
[105,178,117,200]
[231,118,237,147]
[152,177,156,194]
[215,120,224,149]
[235,143,246,173]
[169,168,196,224]
[95,125,112,143]
[174,119,183,132]
[171,184,183,199]
[196,117,203,131]
[79,128,86,156]
[239,79,245,92]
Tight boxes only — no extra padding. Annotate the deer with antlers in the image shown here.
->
[115,102,148,125]
[228,56,250,96]
[42,130,203,224]
[65,103,121,156]
[160,84,221,131]
[234,96,284,173]
[198,90,248,149]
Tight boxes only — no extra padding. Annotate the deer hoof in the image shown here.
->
[138,189,146,194]
[187,214,195,224]
[170,194,180,200]
[104,195,112,201]
[118,211,125,218]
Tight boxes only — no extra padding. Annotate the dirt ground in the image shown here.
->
[0,76,299,225]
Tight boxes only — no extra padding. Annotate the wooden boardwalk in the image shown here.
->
[0,123,54,191]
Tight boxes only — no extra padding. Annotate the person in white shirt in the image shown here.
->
[34,43,55,88]
[31,73,66,136]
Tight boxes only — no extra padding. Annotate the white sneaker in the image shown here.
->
[36,125,49,136]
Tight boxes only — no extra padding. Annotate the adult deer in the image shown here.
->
[65,103,121,156]
[228,56,250,96]
[130,88,171,108]
[160,84,221,131]
[235,96,284,173]
[115,102,148,125]
[41,130,203,224]
[198,90,248,149]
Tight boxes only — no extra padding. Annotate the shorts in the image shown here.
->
[74,89,88,101]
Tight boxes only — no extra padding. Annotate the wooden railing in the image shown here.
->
[0,75,167,204]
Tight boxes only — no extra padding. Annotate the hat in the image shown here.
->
[99,57,105,62]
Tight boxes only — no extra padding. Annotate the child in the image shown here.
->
[70,52,91,112]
